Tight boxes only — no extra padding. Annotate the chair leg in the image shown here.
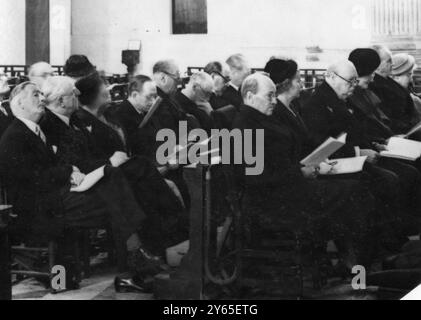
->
[48,241,56,293]
[82,230,91,278]
[106,227,115,266]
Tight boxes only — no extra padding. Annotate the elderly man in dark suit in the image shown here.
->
[69,75,188,250]
[302,60,421,239]
[233,73,375,266]
[369,45,418,134]
[204,61,231,110]
[0,82,167,291]
[221,54,251,109]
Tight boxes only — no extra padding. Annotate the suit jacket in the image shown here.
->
[348,87,394,144]
[272,99,315,158]
[210,93,232,110]
[173,91,213,133]
[40,109,107,173]
[369,74,418,134]
[0,119,72,237]
[105,100,144,157]
[0,102,13,138]
[301,81,371,158]
[220,85,243,109]
[72,108,126,160]
[232,105,305,200]
[233,104,374,236]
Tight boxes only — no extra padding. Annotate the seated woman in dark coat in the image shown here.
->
[233,72,376,267]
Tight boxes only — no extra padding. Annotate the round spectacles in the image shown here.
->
[333,72,359,86]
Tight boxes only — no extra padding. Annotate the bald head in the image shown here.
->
[372,45,393,77]
[242,73,277,116]
[326,60,359,100]
[28,62,54,89]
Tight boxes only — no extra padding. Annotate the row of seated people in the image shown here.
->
[1,47,421,293]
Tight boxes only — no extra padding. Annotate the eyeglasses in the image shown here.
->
[213,71,230,83]
[333,72,359,86]
[163,71,181,82]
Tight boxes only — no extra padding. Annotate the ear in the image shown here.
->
[245,91,254,102]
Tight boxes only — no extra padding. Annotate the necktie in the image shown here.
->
[35,126,47,145]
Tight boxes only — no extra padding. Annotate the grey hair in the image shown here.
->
[153,60,177,74]
[9,82,38,116]
[372,45,392,60]
[189,71,214,92]
[241,75,260,100]
[42,76,76,105]
[226,54,248,72]
[28,61,53,77]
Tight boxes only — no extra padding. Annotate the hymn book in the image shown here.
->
[380,137,421,161]
[300,133,347,167]
[70,166,106,193]
[319,156,368,176]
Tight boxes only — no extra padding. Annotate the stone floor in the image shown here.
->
[12,270,153,301]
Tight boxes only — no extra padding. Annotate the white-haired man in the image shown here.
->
[173,71,215,133]
[0,81,166,292]
[28,61,54,89]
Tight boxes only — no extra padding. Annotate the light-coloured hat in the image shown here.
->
[392,53,416,76]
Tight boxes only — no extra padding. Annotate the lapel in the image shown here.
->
[349,88,393,133]
[275,100,308,137]
[121,100,143,128]
[318,82,355,124]
[15,119,56,163]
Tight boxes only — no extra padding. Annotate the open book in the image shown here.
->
[70,166,105,193]
[300,133,347,167]
[380,137,421,161]
[320,156,367,176]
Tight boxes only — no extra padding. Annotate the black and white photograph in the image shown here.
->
[2,0,421,305]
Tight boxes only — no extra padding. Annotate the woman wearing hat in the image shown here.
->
[390,53,421,121]
[348,48,394,145]
[369,51,419,134]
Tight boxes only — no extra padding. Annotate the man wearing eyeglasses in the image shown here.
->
[302,60,416,242]
[204,61,231,110]
[151,60,193,210]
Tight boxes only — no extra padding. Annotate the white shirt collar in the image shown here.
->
[17,117,40,136]
[51,111,70,126]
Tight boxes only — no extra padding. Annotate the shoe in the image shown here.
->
[114,276,153,294]
[128,247,167,275]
